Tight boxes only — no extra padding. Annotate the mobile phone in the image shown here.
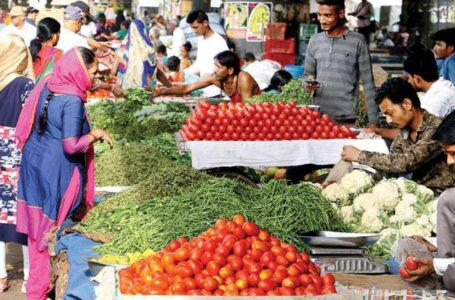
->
[305,80,320,85]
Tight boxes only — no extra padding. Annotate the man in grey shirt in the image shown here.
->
[304,0,378,127]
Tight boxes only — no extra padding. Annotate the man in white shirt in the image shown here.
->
[404,49,455,118]
[168,19,186,57]
[56,5,90,53]
[184,10,228,97]
[402,110,455,291]
[0,6,36,46]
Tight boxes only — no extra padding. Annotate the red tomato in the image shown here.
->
[258,278,277,292]
[200,251,214,266]
[282,277,296,289]
[168,240,181,252]
[247,273,260,287]
[203,277,219,292]
[173,247,190,262]
[321,273,336,286]
[182,277,197,291]
[213,253,227,266]
[206,261,221,276]
[151,276,170,290]
[232,227,246,240]
[406,256,419,271]
[242,222,259,236]
[233,241,247,257]
[278,286,295,296]
[260,251,276,267]
[235,278,249,290]
[322,286,337,294]
[219,265,234,279]
[400,267,411,279]
[272,269,288,284]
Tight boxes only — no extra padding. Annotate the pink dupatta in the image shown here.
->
[15,48,96,212]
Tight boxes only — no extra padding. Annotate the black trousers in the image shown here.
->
[357,26,370,45]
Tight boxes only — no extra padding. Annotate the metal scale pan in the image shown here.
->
[301,231,389,274]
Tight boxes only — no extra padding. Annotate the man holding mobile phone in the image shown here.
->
[304,0,378,128]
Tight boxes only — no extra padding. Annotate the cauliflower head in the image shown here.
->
[379,228,398,243]
[340,205,355,223]
[360,209,383,232]
[400,223,432,237]
[340,170,374,195]
[322,183,350,205]
[430,211,437,233]
[400,193,417,205]
[353,193,382,213]
[391,199,417,224]
[394,177,417,194]
[416,185,434,204]
[372,181,400,211]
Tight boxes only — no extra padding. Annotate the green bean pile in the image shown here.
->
[80,179,348,255]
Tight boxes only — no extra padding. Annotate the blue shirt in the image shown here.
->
[440,53,455,86]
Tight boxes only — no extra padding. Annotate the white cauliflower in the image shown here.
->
[394,177,417,194]
[322,183,350,205]
[340,206,355,223]
[331,203,340,214]
[353,193,382,213]
[379,228,398,243]
[400,223,432,237]
[416,185,434,204]
[360,209,384,232]
[372,181,400,211]
[430,211,437,233]
[340,170,374,195]
[400,193,417,205]
[426,199,437,214]
[415,215,431,228]
[391,199,417,224]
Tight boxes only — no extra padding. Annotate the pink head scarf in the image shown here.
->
[15,47,96,211]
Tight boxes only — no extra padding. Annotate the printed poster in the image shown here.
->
[246,2,273,42]
[225,2,248,29]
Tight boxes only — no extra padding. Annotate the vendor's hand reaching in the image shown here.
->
[403,256,435,282]
[112,85,127,98]
[341,145,361,162]
[90,128,113,149]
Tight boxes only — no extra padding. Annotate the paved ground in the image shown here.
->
[0,243,26,300]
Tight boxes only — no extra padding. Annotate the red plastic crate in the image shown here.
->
[265,38,296,54]
[263,53,296,66]
[266,23,286,40]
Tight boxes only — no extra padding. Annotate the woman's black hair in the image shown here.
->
[29,17,61,62]
[38,47,96,134]
[214,50,241,75]
[264,70,293,92]
[433,110,455,145]
[182,41,192,52]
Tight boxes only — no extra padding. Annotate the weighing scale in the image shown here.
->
[301,231,389,274]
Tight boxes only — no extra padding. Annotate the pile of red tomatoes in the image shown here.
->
[181,101,356,141]
[119,215,337,296]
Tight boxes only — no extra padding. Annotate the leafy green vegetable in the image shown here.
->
[246,79,311,105]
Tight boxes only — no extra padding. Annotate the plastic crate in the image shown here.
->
[265,38,296,54]
[266,23,286,40]
[263,53,296,66]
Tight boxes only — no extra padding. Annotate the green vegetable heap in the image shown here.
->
[246,79,312,105]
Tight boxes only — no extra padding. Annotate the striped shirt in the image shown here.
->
[304,30,378,124]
